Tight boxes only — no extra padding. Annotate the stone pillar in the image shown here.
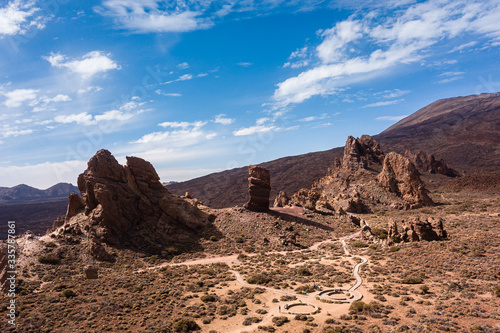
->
[244,165,271,211]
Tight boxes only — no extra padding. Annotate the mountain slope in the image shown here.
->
[375,92,500,173]
[168,92,500,208]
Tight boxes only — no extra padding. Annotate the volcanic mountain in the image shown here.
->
[167,92,500,208]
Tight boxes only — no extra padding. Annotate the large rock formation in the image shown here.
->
[377,152,434,208]
[64,150,210,255]
[388,217,447,244]
[244,165,271,211]
[342,135,385,173]
[285,135,434,213]
[404,150,459,177]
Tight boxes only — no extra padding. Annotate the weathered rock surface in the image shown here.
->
[273,190,290,207]
[377,152,434,208]
[404,150,459,177]
[342,135,385,173]
[84,265,98,279]
[244,165,271,211]
[65,149,210,256]
[388,217,447,244]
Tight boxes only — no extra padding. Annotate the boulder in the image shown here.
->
[66,193,85,222]
[84,265,98,279]
[290,188,321,211]
[244,165,271,211]
[342,135,385,173]
[377,152,434,208]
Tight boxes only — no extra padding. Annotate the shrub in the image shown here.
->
[244,246,254,253]
[242,317,262,326]
[38,254,60,265]
[297,267,312,276]
[235,237,244,243]
[62,289,76,298]
[388,246,400,253]
[173,318,200,332]
[372,228,388,239]
[247,274,272,285]
[419,285,429,294]
[209,236,218,242]
[200,294,216,302]
[401,277,423,284]
[351,241,369,248]
[45,242,57,248]
[272,316,290,326]
[165,246,179,255]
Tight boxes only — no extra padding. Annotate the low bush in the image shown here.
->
[61,289,76,298]
[242,317,261,326]
[38,254,60,265]
[272,316,290,326]
[401,277,423,284]
[247,274,272,285]
[173,318,200,332]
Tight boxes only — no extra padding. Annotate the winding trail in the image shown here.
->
[136,230,368,303]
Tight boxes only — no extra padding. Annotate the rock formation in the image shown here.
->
[404,150,459,177]
[342,135,385,173]
[244,165,271,211]
[63,149,210,256]
[377,152,434,208]
[388,217,447,244]
[273,190,290,207]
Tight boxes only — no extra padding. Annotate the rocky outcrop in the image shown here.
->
[64,150,210,256]
[404,150,459,177]
[290,188,321,211]
[377,152,434,208]
[273,190,290,207]
[244,165,271,211]
[388,217,447,244]
[342,135,385,173]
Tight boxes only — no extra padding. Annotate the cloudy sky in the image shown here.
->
[1,0,499,188]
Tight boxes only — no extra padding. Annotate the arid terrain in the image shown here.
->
[0,93,499,333]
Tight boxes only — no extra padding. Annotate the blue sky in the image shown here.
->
[1,0,499,188]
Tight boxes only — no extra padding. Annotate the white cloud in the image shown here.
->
[273,0,500,108]
[376,115,408,121]
[162,73,193,84]
[0,0,43,36]
[177,62,190,69]
[317,18,363,64]
[54,112,95,126]
[95,1,211,33]
[2,88,38,107]
[94,110,135,122]
[2,128,33,138]
[133,120,208,146]
[449,41,478,53]
[376,89,410,99]
[298,113,329,122]
[237,62,253,67]
[213,114,234,125]
[155,90,182,97]
[205,132,217,139]
[77,86,103,95]
[232,124,276,136]
[44,51,120,79]
[436,70,464,84]
[41,94,71,103]
[363,99,404,108]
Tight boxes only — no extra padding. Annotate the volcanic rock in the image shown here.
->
[388,217,447,244]
[342,135,385,173]
[84,265,98,279]
[273,190,290,207]
[290,188,321,211]
[244,165,271,211]
[404,150,459,177]
[64,149,210,256]
[51,216,65,231]
[377,152,434,208]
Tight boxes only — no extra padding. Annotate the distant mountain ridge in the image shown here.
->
[0,183,79,205]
